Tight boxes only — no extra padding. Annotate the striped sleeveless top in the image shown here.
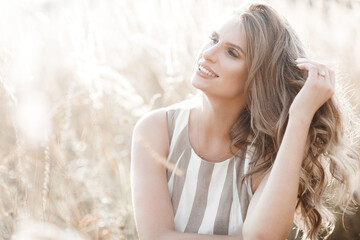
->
[165,105,255,236]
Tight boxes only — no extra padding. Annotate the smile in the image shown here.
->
[197,65,219,78]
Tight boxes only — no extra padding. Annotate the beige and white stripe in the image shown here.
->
[165,106,254,236]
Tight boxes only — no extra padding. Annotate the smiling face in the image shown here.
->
[191,16,248,100]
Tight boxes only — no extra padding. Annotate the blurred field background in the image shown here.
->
[0,0,359,239]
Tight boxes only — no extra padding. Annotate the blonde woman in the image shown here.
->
[131,2,360,240]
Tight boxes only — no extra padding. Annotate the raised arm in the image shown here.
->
[130,108,242,240]
[242,59,336,240]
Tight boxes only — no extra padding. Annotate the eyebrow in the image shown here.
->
[213,31,246,56]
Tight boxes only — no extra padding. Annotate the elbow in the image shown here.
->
[242,224,282,240]
[242,230,265,240]
[243,229,288,240]
[243,234,268,240]
[242,218,292,240]
[242,223,263,240]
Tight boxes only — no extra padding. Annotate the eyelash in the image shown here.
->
[208,35,238,58]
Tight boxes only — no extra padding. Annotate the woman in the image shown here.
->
[131,2,360,240]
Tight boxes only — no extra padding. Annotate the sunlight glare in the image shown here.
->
[15,92,51,144]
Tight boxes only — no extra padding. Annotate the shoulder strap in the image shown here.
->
[166,108,180,146]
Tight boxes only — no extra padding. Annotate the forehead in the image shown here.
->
[214,16,246,51]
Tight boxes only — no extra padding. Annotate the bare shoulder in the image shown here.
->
[132,107,170,160]
[134,108,168,133]
[133,98,195,153]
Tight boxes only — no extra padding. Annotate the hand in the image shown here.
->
[289,58,335,120]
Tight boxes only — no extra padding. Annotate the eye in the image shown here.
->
[208,33,239,58]
[228,49,238,58]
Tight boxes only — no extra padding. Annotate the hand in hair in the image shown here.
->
[290,58,335,119]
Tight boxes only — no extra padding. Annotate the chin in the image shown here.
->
[190,75,204,91]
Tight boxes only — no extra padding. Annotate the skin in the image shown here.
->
[130,14,336,240]
[189,16,248,161]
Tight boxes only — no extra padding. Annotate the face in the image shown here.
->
[191,16,248,100]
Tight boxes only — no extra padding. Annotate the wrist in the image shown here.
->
[288,111,313,127]
[289,105,315,124]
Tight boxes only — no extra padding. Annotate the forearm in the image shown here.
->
[243,113,312,239]
[158,230,242,240]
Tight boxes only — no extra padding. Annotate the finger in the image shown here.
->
[317,68,328,80]
[325,68,330,80]
[329,69,335,90]
[296,58,320,64]
[319,68,335,89]
[296,61,318,70]
[296,62,318,81]
[296,58,325,69]
[323,68,332,90]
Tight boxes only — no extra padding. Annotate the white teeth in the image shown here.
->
[199,65,217,77]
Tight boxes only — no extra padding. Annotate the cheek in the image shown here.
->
[236,61,248,81]
[224,64,247,83]
[237,68,248,90]
[239,68,248,82]
[223,65,248,93]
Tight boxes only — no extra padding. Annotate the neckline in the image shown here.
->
[185,107,242,164]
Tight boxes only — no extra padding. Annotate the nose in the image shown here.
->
[201,43,218,63]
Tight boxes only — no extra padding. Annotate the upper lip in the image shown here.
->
[198,63,219,77]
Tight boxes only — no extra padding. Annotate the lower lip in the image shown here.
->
[196,67,218,79]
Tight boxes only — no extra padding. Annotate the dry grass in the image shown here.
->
[0,0,359,239]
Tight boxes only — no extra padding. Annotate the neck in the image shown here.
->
[197,93,246,141]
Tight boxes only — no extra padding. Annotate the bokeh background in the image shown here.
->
[0,0,359,239]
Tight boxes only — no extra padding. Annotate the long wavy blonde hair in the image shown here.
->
[228,2,360,240]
